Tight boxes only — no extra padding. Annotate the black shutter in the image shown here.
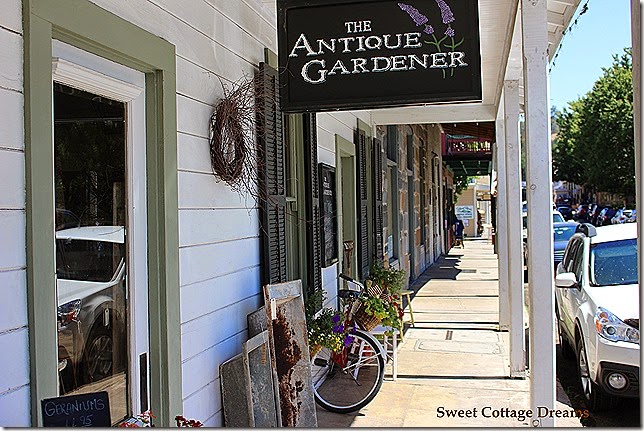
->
[304,113,322,294]
[372,138,384,261]
[356,129,369,280]
[256,63,287,285]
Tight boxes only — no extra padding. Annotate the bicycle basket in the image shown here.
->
[352,301,382,331]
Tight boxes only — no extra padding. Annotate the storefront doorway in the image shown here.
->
[52,41,149,424]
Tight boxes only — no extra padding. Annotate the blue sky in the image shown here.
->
[548,0,632,111]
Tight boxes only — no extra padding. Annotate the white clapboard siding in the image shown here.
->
[0,385,30,427]
[181,294,262,362]
[182,378,221,426]
[179,208,258,247]
[178,171,257,209]
[94,0,267,83]
[0,270,27,333]
[181,331,247,399]
[0,89,24,151]
[0,30,22,92]
[0,1,22,34]
[179,237,260,287]
[0,210,26,270]
[0,327,29,396]
[178,134,212,175]
[0,149,25,209]
[180,265,260,324]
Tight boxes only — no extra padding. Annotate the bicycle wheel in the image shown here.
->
[311,331,385,413]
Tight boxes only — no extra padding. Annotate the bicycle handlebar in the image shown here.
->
[338,273,354,282]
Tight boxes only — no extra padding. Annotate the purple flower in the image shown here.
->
[423,24,434,35]
[445,26,455,37]
[435,0,455,24]
[332,314,341,323]
[398,2,429,27]
[333,324,344,334]
[344,335,355,347]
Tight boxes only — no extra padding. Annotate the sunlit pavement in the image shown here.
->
[316,238,582,427]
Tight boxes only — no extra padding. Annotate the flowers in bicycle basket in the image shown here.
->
[359,289,404,336]
[306,288,356,355]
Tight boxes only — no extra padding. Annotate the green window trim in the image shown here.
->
[23,0,181,426]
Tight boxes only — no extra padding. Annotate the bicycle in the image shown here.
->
[310,273,386,413]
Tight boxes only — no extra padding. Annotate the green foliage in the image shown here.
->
[368,261,406,295]
[360,292,403,336]
[552,48,634,199]
[453,173,471,198]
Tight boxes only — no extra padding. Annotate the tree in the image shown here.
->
[552,48,634,199]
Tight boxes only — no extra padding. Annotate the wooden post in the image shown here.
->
[504,80,526,378]
[631,0,642,316]
[494,103,511,332]
[521,0,556,426]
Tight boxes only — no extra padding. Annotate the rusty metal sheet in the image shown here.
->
[220,330,280,427]
[243,331,279,427]
[219,353,252,427]
[247,306,267,338]
[264,280,318,427]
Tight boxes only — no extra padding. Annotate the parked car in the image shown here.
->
[555,223,639,410]
[557,205,574,221]
[553,210,565,223]
[590,205,606,226]
[611,208,633,224]
[574,204,591,223]
[56,226,127,394]
[597,206,617,226]
[552,221,580,267]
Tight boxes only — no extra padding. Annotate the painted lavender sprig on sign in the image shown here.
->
[399,0,466,78]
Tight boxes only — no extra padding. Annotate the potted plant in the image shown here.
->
[355,281,404,336]
[305,288,354,357]
[368,261,406,296]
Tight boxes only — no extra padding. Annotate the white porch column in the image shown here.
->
[504,80,526,377]
[521,0,555,426]
[495,104,511,331]
[631,0,642,310]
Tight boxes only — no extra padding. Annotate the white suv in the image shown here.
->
[555,223,639,410]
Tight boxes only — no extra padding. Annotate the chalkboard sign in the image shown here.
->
[319,163,338,266]
[41,391,111,427]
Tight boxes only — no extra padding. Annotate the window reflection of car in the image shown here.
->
[56,226,127,395]
[555,223,639,411]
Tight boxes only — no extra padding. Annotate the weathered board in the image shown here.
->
[264,280,317,427]
[220,330,280,427]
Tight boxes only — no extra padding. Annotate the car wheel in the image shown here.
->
[576,337,618,411]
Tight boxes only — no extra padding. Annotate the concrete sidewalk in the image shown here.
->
[316,239,582,427]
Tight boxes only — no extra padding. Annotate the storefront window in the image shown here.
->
[54,83,130,423]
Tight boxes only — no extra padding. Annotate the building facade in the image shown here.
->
[0,0,448,426]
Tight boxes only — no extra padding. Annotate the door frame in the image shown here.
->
[335,135,356,279]
[24,0,181,425]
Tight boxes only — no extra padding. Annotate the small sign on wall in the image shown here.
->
[41,391,111,427]
[319,163,338,266]
[455,205,474,219]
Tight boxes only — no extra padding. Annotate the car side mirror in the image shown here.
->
[555,272,578,289]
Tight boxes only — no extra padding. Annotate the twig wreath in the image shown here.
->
[209,75,258,193]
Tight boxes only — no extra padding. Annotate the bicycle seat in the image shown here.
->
[338,289,360,299]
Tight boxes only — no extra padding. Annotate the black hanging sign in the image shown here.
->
[277,0,481,113]
[319,163,338,266]
[41,391,111,427]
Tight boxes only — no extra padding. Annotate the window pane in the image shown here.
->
[54,83,129,424]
